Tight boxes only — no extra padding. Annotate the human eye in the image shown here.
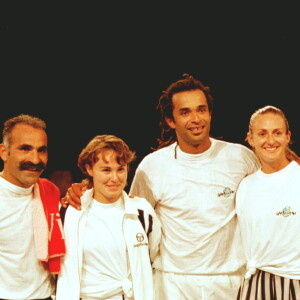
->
[258,132,266,137]
[118,166,126,172]
[38,146,48,153]
[197,106,207,113]
[180,109,189,116]
[19,145,32,151]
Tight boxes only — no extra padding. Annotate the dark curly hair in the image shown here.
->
[155,73,213,150]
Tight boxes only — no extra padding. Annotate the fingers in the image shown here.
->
[60,196,68,208]
[61,187,82,210]
[59,183,85,210]
[72,182,85,196]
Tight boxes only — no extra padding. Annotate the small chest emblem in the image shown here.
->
[136,233,144,243]
[218,187,234,198]
[276,206,296,217]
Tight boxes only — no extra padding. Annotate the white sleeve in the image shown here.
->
[147,206,162,263]
[130,165,156,208]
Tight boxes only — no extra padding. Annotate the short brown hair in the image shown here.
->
[2,114,46,147]
[78,135,136,187]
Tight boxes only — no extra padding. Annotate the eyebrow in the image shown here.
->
[257,127,285,131]
[38,145,48,151]
[179,104,207,110]
[18,144,48,151]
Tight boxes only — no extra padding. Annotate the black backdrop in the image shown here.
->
[2,3,299,189]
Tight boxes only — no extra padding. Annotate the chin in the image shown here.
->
[24,175,40,185]
[108,190,122,197]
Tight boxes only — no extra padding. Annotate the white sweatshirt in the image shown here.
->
[130,138,260,274]
[236,161,300,279]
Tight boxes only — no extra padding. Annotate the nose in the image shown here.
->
[110,171,118,181]
[29,150,42,164]
[191,111,201,122]
[266,134,275,144]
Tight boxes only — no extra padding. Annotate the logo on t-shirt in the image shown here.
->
[136,233,144,242]
[276,206,296,217]
[133,233,148,247]
[218,187,234,198]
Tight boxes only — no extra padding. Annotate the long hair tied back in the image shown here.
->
[247,105,300,164]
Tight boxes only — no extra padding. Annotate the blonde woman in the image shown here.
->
[236,106,300,299]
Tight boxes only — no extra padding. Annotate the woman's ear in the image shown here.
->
[246,132,254,148]
[287,130,291,144]
[85,164,93,177]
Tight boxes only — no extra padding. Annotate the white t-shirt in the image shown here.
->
[0,176,54,299]
[80,198,130,299]
[236,161,300,279]
[130,138,260,274]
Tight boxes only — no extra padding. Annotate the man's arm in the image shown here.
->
[60,183,85,210]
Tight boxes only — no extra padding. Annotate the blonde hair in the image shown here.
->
[78,135,136,188]
[246,105,300,164]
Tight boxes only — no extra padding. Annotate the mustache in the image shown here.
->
[19,161,46,172]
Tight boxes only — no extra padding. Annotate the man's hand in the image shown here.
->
[60,183,85,210]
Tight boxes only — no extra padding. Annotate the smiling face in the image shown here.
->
[0,123,48,188]
[247,112,291,173]
[165,89,212,154]
[86,149,128,203]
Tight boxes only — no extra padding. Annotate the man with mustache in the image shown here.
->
[0,114,65,300]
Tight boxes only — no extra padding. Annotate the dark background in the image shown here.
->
[2,3,299,189]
